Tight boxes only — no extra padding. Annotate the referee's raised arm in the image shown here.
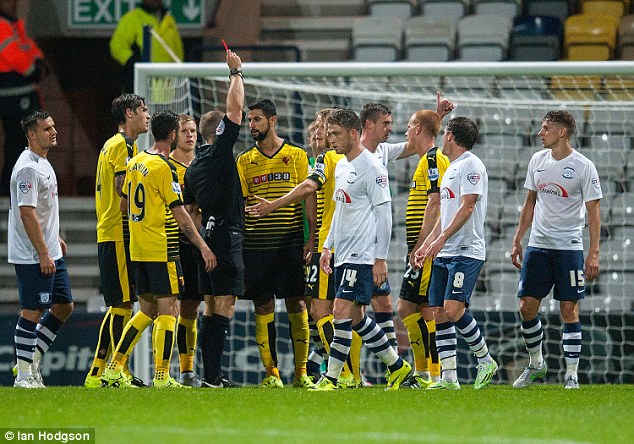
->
[225,50,244,125]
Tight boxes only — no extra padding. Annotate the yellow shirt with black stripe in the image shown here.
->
[237,141,310,250]
[124,151,182,262]
[95,133,137,242]
[168,155,190,244]
[405,147,450,250]
[307,150,345,252]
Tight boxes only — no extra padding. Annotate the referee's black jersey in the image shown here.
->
[184,115,244,231]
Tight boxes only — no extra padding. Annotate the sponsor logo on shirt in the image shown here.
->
[537,181,569,198]
[18,180,32,194]
[253,172,291,184]
[562,167,575,179]
[467,172,481,185]
[335,189,352,203]
[375,174,387,188]
[428,168,439,181]
[440,187,456,200]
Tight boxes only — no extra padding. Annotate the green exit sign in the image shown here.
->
[68,0,204,29]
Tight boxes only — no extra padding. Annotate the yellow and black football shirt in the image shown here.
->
[123,151,182,262]
[96,132,137,242]
[237,141,310,250]
[405,147,450,250]
[307,150,345,252]
[168,155,190,244]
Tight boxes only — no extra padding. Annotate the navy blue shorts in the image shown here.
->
[372,277,392,297]
[15,258,73,310]
[518,247,586,301]
[334,263,374,305]
[429,256,484,308]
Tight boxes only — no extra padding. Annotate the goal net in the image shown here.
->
[136,61,634,385]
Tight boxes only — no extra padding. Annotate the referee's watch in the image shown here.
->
[229,67,243,80]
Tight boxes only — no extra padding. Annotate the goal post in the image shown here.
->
[133,61,634,385]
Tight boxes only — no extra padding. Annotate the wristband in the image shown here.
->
[229,67,243,80]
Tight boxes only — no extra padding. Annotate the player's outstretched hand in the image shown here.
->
[245,195,274,218]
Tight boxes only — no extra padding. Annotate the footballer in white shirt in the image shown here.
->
[415,117,498,390]
[510,111,602,390]
[311,108,413,391]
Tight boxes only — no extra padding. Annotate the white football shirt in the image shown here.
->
[374,142,406,168]
[8,149,62,264]
[438,151,488,260]
[524,149,602,250]
[327,149,391,266]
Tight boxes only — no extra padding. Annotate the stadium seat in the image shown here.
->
[457,14,514,61]
[420,0,470,19]
[369,0,418,19]
[563,13,618,61]
[618,14,634,59]
[351,16,404,62]
[525,0,576,25]
[581,0,628,20]
[473,0,522,18]
[509,15,563,61]
[403,16,457,61]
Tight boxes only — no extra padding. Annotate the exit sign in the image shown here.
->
[68,0,204,29]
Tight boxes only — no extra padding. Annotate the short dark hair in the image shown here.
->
[446,117,479,150]
[327,108,362,133]
[150,110,179,141]
[199,110,224,143]
[21,110,51,135]
[543,110,576,137]
[111,94,146,125]
[360,103,391,128]
[248,99,277,119]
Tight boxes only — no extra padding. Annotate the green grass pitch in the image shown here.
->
[0,385,632,443]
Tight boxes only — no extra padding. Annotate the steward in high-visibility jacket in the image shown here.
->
[0,11,44,117]
[110,2,184,93]
[0,8,45,196]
